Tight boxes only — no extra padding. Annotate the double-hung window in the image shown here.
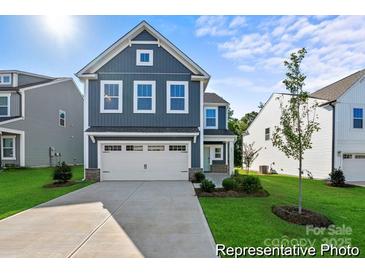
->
[0,94,10,117]
[166,81,188,113]
[59,110,66,127]
[353,108,363,129]
[1,136,16,160]
[100,80,123,113]
[134,81,156,113]
[265,128,270,141]
[204,107,218,129]
[136,49,153,66]
[0,74,11,85]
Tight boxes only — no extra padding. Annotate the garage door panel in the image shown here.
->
[100,143,189,181]
[343,153,365,182]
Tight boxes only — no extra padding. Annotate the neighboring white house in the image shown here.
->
[243,69,365,182]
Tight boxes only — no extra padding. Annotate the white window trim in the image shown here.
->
[59,109,66,127]
[166,81,189,114]
[0,74,12,85]
[1,135,16,160]
[100,80,123,113]
[133,80,156,113]
[136,49,153,66]
[204,106,218,129]
[0,93,11,117]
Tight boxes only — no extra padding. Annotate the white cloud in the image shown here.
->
[238,64,255,72]
[195,16,247,37]
[229,16,247,28]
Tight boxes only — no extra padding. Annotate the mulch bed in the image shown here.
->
[272,205,333,228]
[43,181,81,188]
[195,188,269,197]
[324,180,358,188]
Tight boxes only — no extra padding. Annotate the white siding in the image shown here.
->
[334,77,365,174]
[242,94,332,179]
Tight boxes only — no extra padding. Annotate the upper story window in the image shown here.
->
[166,81,189,113]
[100,80,123,113]
[0,94,10,117]
[265,128,270,140]
[204,107,218,129]
[353,108,363,129]
[136,49,153,66]
[0,74,11,85]
[133,81,156,113]
[1,135,16,160]
[59,110,66,127]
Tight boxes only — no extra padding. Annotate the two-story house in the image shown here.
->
[242,69,365,182]
[77,21,235,182]
[0,70,83,167]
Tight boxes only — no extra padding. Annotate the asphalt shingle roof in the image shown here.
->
[204,92,229,105]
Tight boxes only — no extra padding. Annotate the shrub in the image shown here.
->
[194,171,205,183]
[200,179,216,193]
[329,168,345,187]
[222,178,238,191]
[241,175,262,193]
[53,162,72,184]
[234,169,240,177]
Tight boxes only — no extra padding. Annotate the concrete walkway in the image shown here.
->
[0,181,216,258]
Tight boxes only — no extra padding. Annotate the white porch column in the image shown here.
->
[229,141,234,175]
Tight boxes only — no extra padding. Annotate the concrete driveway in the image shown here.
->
[0,181,216,258]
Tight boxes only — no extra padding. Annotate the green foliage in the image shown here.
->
[241,175,262,193]
[228,107,258,166]
[222,178,238,191]
[194,171,206,183]
[242,142,262,173]
[53,162,72,183]
[329,168,346,187]
[200,179,216,193]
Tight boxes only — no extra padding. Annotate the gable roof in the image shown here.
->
[76,21,210,81]
[204,92,229,105]
[0,70,55,80]
[311,69,365,101]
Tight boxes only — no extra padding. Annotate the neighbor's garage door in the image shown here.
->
[342,153,365,182]
[100,143,189,181]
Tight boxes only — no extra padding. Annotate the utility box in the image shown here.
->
[259,165,269,174]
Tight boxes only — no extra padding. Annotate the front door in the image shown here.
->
[204,146,211,172]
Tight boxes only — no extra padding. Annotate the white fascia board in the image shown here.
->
[77,73,98,80]
[76,21,210,80]
[20,78,72,92]
[204,102,229,107]
[204,135,236,142]
[86,132,199,137]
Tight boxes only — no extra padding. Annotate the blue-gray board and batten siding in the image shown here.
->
[218,106,226,130]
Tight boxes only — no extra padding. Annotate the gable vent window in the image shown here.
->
[0,74,11,85]
[59,110,66,127]
[265,128,270,141]
[136,49,153,66]
[353,108,363,129]
[126,145,143,151]
[169,145,187,152]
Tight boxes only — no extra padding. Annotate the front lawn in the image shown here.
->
[0,166,93,220]
[199,170,365,257]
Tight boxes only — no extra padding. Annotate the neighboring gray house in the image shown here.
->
[0,70,83,167]
[77,21,235,181]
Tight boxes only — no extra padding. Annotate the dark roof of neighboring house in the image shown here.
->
[311,69,365,101]
[0,79,64,92]
[204,92,229,105]
[0,116,21,122]
[204,129,235,136]
[86,127,199,133]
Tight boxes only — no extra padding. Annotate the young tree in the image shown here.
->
[272,48,320,214]
[242,142,261,174]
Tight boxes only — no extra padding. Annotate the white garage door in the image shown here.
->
[342,153,365,182]
[100,143,189,181]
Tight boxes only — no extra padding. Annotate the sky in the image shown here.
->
[1,15,365,118]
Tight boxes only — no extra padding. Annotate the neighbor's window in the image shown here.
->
[265,128,270,141]
[167,81,188,113]
[0,74,11,85]
[59,110,66,127]
[1,136,15,160]
[134,81,155,113]
[136,49,153,66]
[100,80,122,113]
[353,108,363,129]
[0,94,10,117]
[205,107,217,129]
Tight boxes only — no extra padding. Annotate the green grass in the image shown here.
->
[0,166,93,220]
[199,169,365,257]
